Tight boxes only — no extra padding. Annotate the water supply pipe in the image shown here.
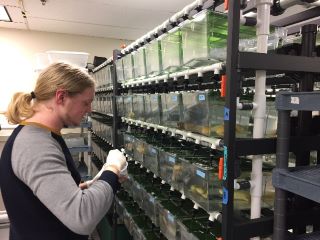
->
[250,0,272,239]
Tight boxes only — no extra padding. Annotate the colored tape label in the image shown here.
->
[223,187,228,204]
[224,107,230,121]
[223,146,228,180]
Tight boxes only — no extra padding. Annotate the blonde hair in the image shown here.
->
[6,62,95,124]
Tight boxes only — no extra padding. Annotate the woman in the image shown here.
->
[0,62,127,240]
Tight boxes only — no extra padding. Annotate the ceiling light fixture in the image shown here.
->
[40,0,47,6]
[0,5,11,22]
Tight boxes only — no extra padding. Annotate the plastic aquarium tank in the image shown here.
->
[159,28,183,74]
[182,150,222,212]
[180,10,256,66]
[145,39,162,77]
[123,95,134,119]
[131,181,144,207]
[133,137,145,165]
[123,133,134,158]
[132,48,147,80]
[182,90,224,137]
[265,97,277,137]
[132,94,145,121]
[183,90,254,138]
[115,58,125,84]
[182,90,215,136]
[105,65,112,89]
[116,96,124,117]
[158,202,181,240]
[143,143,160,176]
[142,191,160,227]
[179,218,221,240]
[104,95,112,115]
[122,53,134,82]
[144,94,162,125]
[131,215,156,240]
[158,197,208,240]
[181,10,221,68]
[158,147,194,193]
[159,150,182,189]
[161,92,184,129]
[181,10,287,64]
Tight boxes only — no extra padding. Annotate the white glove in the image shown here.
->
[84,149,127,188]
[106,149,128,176]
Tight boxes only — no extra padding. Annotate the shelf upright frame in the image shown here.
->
[111,49,122,240]
[222,0,241,239]
[112,50,121,149]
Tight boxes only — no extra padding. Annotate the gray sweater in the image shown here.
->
[11,125,114,235]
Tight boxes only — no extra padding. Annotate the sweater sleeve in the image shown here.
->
[11,127,116,235]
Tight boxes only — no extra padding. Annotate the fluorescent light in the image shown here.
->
[0,5,11,22]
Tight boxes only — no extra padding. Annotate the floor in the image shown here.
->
[0,223,9,240]
[0,225,101,240]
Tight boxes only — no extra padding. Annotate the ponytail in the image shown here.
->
[6,92,35,124]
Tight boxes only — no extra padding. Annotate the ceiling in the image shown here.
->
[0,0,319,41]
[0,0,198,40]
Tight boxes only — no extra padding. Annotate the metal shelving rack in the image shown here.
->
[273,92,320,240]
[90,0,320,239]
[223,1,320,239]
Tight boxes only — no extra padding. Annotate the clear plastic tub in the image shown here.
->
[116,95,124,117]
[160,29,183,74]
[143,144,159,176]
[123,133,135,158]
[142,191,160,227]
[122,54,134,82]
[46,50,89,68]
[182,90,253,138]
[161,92,183,129]
[145,40,162,77]
[183,161,221,212]
[133,137,145,165]
[115,58,125,83]
[132,48,146,80]
[144,94,162,125]
[123,95,134,119]
[132,94,145,121]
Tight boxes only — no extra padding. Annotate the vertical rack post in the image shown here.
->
[87,117,92,177]
[223,0,241,239]
[273,109,291,240]
[111,49,121,240]
[293,24,317,234]
[112,50,121,148]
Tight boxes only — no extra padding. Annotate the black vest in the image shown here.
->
[0,125,88,240]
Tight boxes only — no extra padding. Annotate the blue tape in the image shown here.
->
[222,187,228,205]
[224,107,230,121]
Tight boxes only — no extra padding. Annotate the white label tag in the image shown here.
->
[199,94,205,101]
[291,97,299,104]
[196,169,206,179]
[168,156,176,163]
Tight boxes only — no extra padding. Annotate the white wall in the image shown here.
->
[0,28,130,112]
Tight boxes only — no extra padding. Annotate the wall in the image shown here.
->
[0,28,131,112]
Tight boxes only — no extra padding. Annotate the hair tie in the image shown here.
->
[31,91,36,99]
